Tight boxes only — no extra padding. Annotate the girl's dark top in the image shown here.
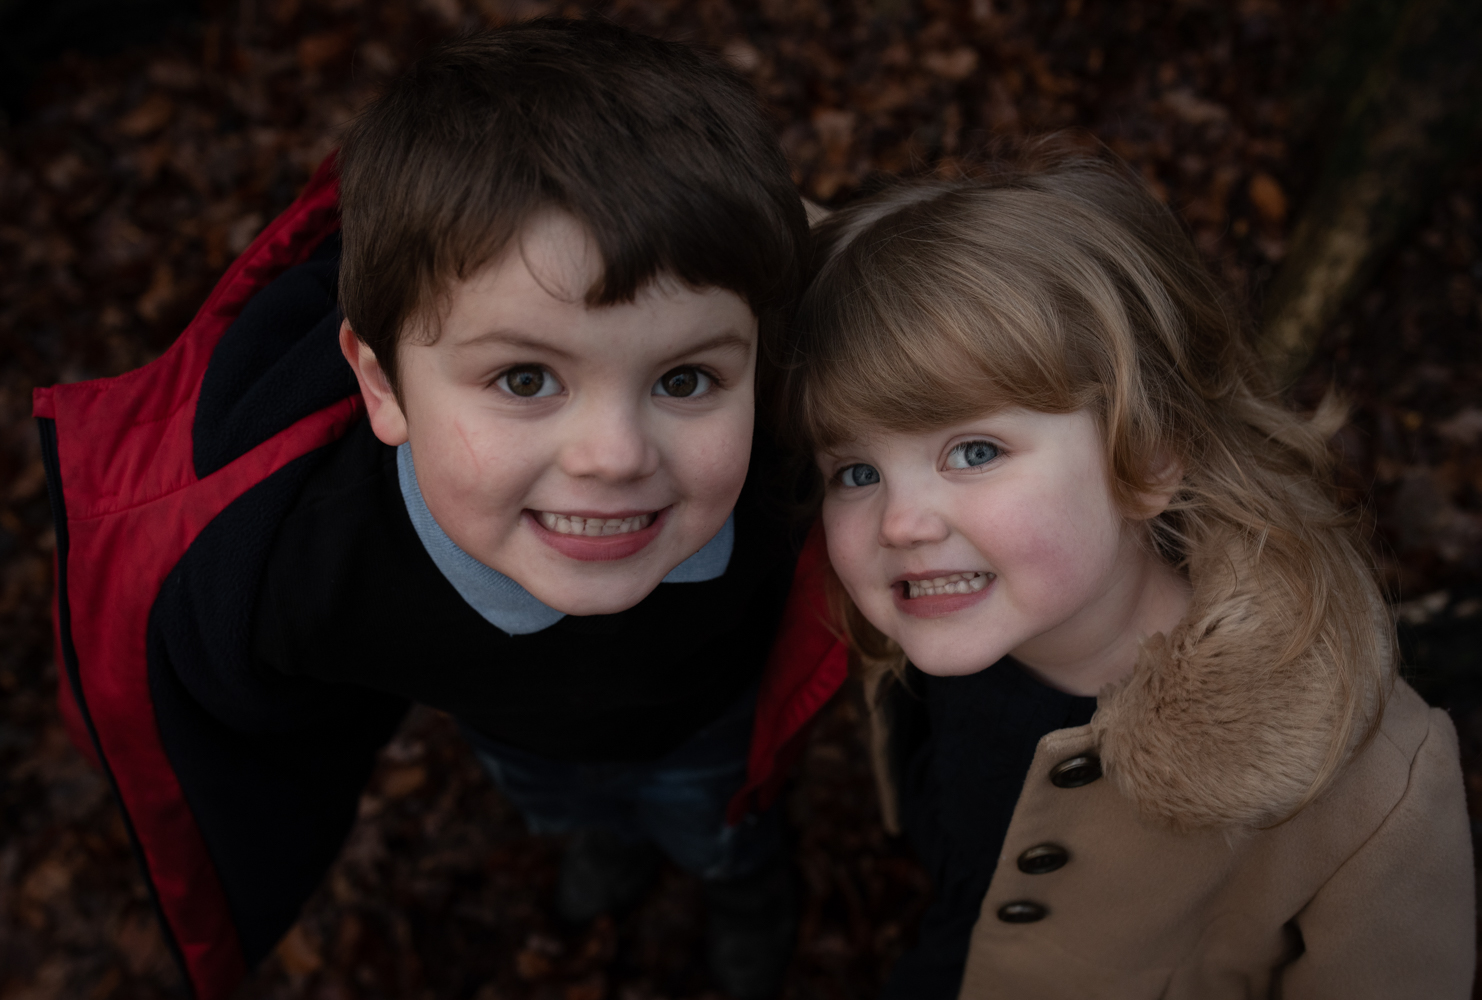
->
[884,659,1098,1000]
[250,418,796,763]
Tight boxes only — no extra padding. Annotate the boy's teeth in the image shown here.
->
[538,511,654,537]
[904,572,992,599]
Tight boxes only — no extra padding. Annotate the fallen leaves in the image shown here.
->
[921,46,978,81]
[277,924,325,977]
[115,92,176,138]
[380,764,427,799]
[1249,171,1288,224]
[0,1,1479,998]
[297,29,355,72]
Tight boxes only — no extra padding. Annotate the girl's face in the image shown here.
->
[818,408,1188,695]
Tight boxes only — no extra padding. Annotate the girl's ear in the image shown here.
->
[1131,449,1184,520]
[340,319,410,446]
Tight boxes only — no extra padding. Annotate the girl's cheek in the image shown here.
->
[821,502,872,586]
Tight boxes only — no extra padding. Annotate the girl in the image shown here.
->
[781,156,1474,999]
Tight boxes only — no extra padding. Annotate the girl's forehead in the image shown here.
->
[815,405,1077,454]
[818,402,1108,456]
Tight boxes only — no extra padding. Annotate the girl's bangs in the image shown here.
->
[792,238,1084,451]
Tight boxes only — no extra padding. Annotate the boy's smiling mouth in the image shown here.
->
[536,511,657,537]
[525,507,671,562]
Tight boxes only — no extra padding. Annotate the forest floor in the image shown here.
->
[1,1,1480,998]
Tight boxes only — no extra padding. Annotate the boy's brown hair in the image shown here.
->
[337,17,807,393]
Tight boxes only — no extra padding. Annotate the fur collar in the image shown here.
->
[1091,538,1381,831]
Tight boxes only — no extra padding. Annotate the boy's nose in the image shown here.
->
[878,494,950,549]
[558,403,660,483]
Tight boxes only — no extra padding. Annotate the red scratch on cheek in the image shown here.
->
[453,417,480,464]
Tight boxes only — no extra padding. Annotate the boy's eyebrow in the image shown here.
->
[453,329,577,358]
[654,331,754,366]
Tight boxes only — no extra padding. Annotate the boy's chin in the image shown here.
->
[524,567,670,617]
[535,583,654,618]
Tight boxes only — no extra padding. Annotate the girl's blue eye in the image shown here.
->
[946,440,1000,469]
[498,365,561,398]
[653,366,713,398]
[839,463,881,488]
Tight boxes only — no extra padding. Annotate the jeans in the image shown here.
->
[462,686,782,882]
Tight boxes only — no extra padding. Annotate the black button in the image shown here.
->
[1050,754,1102,788]
[1017,843,1069,875]
[997,901,1048,923]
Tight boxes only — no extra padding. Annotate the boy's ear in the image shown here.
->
[339,319,409,447]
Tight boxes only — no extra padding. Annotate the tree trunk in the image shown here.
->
[1259,0,1482,387]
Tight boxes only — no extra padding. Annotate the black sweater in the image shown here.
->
[884,660,1097,1000]
[252,418,797,762]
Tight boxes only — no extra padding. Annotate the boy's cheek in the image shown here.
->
[672,411,753,504]
[413,433,545,548]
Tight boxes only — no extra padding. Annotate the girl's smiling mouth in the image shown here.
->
[894,570,994,618]
[526,507,669,561]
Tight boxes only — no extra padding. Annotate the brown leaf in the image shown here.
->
[722,40,762,74]
[8,458,46,501]
[564,974,605,1000]
[117,93,175,138]
[812,108,856,156]
[115,912,172,977]
[43,152,88,191]
[1161,88,1229,126]
[298,30,354,72]
[135,264,176,323]
[227,212,265,256]
[88,967,122,1000]
[1437,407,1482,445]
[922,47,979,82]
[380,764,426,799]
[1248,172,1287,224]
[21,858,71,903]
[514,948,553,981]
[276,923,323,977]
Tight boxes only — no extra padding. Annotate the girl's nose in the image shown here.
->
[877,492,950,549]
[558,401,660,483]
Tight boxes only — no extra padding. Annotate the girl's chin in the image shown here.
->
[904,653,1004,678]
[891,628,1009,678]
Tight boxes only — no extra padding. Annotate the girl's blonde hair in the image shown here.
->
[781,151,1392,815]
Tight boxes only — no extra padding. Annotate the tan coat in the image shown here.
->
[868,564,1475,997]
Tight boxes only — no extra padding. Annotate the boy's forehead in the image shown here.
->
[509,209,603,301]
[435,245,757,354]
[459,209,741,315]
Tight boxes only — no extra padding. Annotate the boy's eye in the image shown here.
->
[946,440,1000,469]
[498,365,561,398]
[838,463,881,488]
[653,366,713,398]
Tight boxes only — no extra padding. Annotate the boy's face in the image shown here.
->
[343,210,757,616]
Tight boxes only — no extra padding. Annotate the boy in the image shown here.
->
[35,20,846,1000]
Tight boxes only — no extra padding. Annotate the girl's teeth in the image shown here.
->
[538,511,654,536]
[904,572,992,599]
